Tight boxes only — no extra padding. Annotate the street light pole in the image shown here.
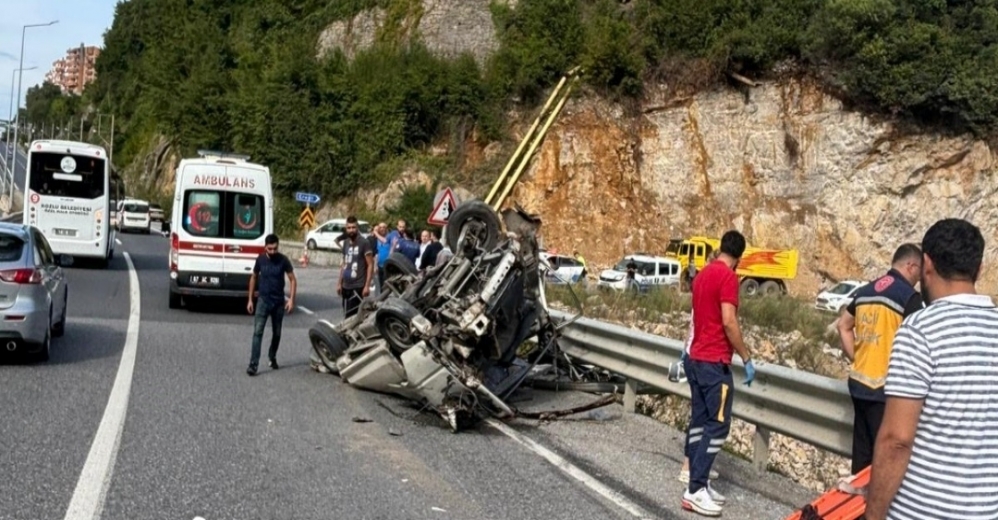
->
[10,20,58,210]
[5,66,37,196]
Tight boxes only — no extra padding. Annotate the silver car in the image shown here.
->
[0,223,71,361]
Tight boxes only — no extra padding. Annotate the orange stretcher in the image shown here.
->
[784,466,869,520]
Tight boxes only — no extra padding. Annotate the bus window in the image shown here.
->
[29,152,106,199]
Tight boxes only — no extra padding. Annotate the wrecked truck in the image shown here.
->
[307,200,583,431]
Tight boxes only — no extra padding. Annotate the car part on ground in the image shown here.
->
[308,200,616,431]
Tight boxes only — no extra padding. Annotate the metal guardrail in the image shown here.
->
[549,309,853,470]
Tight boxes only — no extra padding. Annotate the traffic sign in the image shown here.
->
[295,192,321,205]
[298,206,315,229]
[428,188,458,226]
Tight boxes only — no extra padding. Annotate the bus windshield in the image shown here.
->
[28,152,107,199]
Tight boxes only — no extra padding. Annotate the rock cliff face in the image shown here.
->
[513,78,998,296]
[316,0,504,66]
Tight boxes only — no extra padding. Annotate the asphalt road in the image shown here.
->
[0,229,812,520]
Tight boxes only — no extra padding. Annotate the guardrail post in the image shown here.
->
[623,379,638,413]
[753,426,771,472]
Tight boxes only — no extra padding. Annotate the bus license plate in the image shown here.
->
[190,275,220,286]
[53,228,76,237]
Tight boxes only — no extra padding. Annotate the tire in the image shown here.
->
[760,280,782,297]
[309,321,349,373]
[384,252,417,278]
[168,290,182,309]
[37,314,51,362]
[445,200,502,253]
[376,298,421,353]
[307,239,317,250]
[740,278,760,298]
[52,290,67,338]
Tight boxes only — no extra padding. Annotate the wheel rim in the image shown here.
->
[384,317,413,349]
[316,340,337,364]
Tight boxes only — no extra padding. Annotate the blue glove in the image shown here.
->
[744,360,756,386]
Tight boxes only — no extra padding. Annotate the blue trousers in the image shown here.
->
[250,299,285,368]
[684,358,734,493]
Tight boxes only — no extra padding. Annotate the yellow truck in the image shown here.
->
[666,236,799,297]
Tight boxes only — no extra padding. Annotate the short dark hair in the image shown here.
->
[720,230,746,259]
[346,215,358,225]
[264,233,279,245]
[922,218,984,282]
[891,243,922,265]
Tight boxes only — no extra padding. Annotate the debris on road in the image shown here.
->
[351,416,373,423]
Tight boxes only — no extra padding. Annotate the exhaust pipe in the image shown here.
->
[5,341,16,351]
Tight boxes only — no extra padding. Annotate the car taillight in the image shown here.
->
[170,232,179,271]
[0,268,42,284]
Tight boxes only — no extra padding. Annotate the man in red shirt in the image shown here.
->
[681,230,756,517]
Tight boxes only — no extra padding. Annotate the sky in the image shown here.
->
[0,0,117,121]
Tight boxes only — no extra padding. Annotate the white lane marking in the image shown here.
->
[63,252,141,520]
[298,305,314,315]
[484,419,655,520]
[114,238,122,246]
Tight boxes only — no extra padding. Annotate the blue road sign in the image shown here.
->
[295,192,321,204]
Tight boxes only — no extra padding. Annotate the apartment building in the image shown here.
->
[45,44,101,95]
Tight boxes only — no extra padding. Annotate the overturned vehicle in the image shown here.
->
[308,200,584,431]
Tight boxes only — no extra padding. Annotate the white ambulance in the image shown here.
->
[168,150,273,309]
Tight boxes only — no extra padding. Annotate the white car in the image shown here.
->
[539,251,586,284]
[596,254,681,291]
[116,199,151,234]
[306,218,370,251]
[814,280,865,313]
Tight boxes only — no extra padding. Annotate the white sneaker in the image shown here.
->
[682,487,723,517]
[678,469,719,484]
[706,482,726,505]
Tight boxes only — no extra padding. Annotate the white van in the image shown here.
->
[597,254,681,291]
[167,150,273,309]
[116,198,151,233]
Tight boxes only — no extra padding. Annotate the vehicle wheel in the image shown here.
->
[52,290,67,338]
[740,278,760,298]
[96,256,109,269]
[383,252,417,294]
[168,290,182,309]
[760,280,782,297]
[309,321,349,373]
[307,239,317,250]
[376,298,421,353]
[446,200,502,253]
[37,314,51,362]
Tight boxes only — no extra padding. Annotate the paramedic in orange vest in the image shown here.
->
[837,244,923,475]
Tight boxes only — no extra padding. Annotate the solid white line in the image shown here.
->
[114,238,122,246]
[63,252,141,520]
[298,305,314,315]
[484,419,655,520]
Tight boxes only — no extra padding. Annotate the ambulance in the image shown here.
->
[168,150,273,309]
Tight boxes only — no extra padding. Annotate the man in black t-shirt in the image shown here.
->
[246,233,296,376]
[337,216,375,318]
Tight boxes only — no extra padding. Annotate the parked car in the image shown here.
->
[815,280,864,313]
[539,251,586,284]
[0,223,71,361]
[148,203,165,222]
[596,254,681,291]
[116,199,151,234]
[306,218,371,251]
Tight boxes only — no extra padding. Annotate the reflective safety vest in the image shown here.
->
[849,269,918,393]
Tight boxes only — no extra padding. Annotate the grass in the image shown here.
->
[547,283,844,377]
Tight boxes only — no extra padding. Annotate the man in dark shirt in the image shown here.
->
[337,216,375,318]
[419,230,444,272]
[246,233,296,376]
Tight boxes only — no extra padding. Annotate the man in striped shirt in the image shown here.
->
[865,218,998,520]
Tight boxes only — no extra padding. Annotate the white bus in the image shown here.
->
[23,140,114,267]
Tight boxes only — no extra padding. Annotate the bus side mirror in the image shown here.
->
[57,255,74,267]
